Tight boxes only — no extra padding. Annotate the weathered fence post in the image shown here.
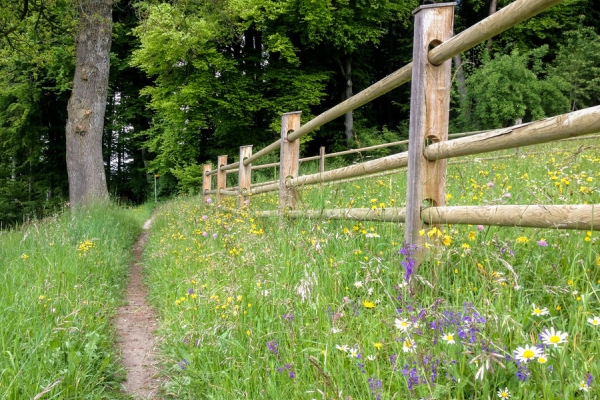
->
[279,111,302,215]
[405,3,455,258]
[203,163,212,202]
[216,155,227,204]
[319,146,326,173]
[238,146,252,208]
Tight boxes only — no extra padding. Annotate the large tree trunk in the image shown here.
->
[66,0,112,207]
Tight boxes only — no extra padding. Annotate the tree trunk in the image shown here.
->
[486,0,498,51]
[65,0,112,207]
[339,56,353,145]
[453,55,469,120]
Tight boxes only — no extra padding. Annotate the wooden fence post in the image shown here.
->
[217,155,227,204]
[405,3,455,254]
[238,146,252,208]
[319,146,326,173]
[203,163,212,201]
[279,111,302,215]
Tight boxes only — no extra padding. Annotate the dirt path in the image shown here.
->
[115,218,161,399]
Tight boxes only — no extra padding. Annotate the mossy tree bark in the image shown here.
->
[66,0,112,207]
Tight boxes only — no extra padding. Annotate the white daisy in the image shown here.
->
[402,338,417,353]
[497,387,510,399]
[540,327,568,347]
[335,344,349,352]
[579,381,591,392]
[514,345,542,363]
[394,318,412,332]
[531,303,549,316]
[353,281,363,289]
[441,332,456,344]
[587,316,600,326]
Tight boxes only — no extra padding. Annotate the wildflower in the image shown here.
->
[363,300,375,309]
[206,197,212,204]
[516,236,529,244]
[367,355,376,361]
[468,231,477,241]
[537,355,548,364]
[497,387,510,399]
[531,304,549,316]
[212,233,218,239]
[266,340,278,355]
[441,332,456,344]
[537,239,548,247]
[373,342,383,350]
[579,381,591,392]
[514,345,542,363]
[399,242,418,282]
[477,225,485,231]
[354,281,363,289]
[442,234,452,246]
[588,316,600,326]
[330,327,341,334]
[540,327,568,347]
[395,318,411,332]
[348,348,359,358]
[402,338,417,353]
[336,344,349,352]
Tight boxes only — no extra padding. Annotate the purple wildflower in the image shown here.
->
[266,340,279,355]
[399,242,418,282]
[537,239,548,247]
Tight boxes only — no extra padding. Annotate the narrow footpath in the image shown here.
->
[115,218,161,399]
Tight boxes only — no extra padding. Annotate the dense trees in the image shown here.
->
[0,0,599,224]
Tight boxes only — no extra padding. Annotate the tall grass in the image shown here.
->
[0,203,152,399]
[144,139,599,399]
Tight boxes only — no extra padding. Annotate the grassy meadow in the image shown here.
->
[0,203,153,399]
[143,138,599,399]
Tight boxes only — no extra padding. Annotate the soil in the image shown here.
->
[115,218,161,399]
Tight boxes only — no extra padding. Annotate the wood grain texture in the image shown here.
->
[279,112,301,212]
[425,106,600,160]
[203,164,212,200]
[290,151,409,187]
[216,155,227,204]
[238,146,252,207]
[405,4,454,246]
[256,208,407,223]
[422,205,600,230]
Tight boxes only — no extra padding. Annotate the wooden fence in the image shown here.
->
[201,0,600,255]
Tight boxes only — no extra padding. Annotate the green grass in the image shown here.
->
[0,203,152,399]
[143,138,599,399]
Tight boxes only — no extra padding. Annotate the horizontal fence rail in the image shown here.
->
[198,0,600,275]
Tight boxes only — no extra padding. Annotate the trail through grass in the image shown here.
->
[0,203,152,399]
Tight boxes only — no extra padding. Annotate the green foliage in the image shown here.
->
[548,24,600,111]
[459,47,569,130]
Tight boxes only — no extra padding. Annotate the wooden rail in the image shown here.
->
[199,0,600,270]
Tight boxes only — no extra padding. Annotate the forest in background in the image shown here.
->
[0,0,599,226]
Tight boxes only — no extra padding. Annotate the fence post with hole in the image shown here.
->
[216,155,227,204]
[279,111,302,216]
[203,163,212,202]
[239,146,252,208]
[405,3,455,263]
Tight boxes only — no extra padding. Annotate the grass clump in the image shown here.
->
[144,139,599,398]
[0,203,151,399]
